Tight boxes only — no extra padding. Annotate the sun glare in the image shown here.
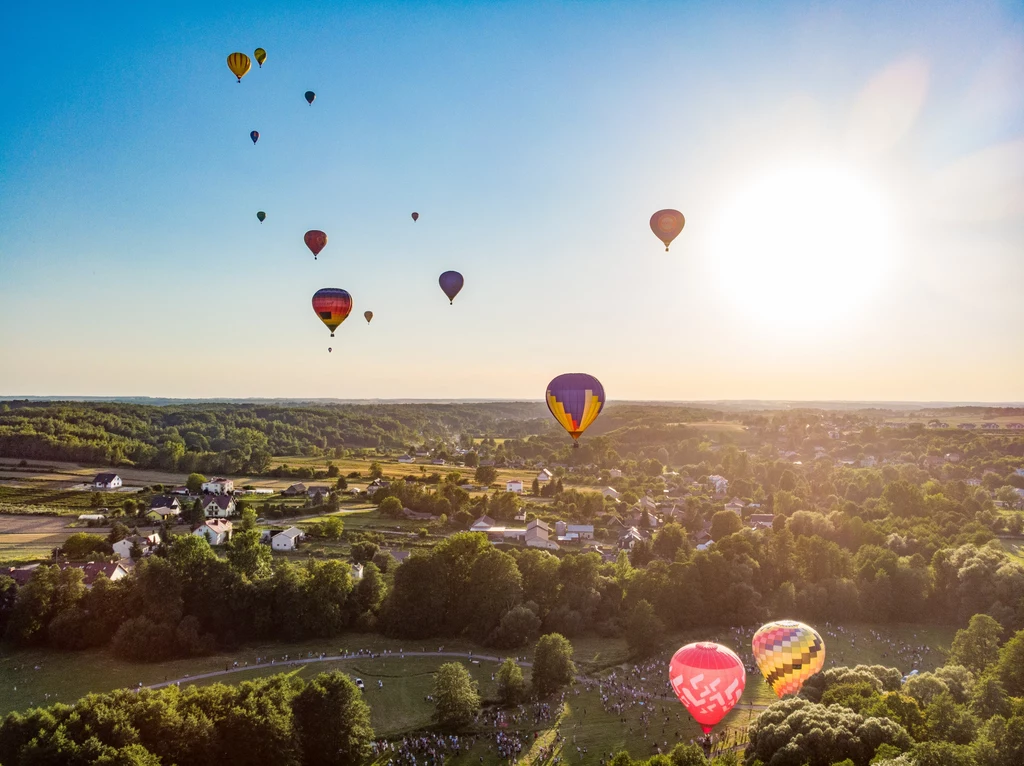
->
[708,163,893,331]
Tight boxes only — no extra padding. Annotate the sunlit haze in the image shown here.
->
[1,1,1022,401]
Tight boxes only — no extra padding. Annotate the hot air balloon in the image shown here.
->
[439,271,463,304]
[250,130,259,145]
[328,347,332,353]
[669,643,746,734]
[650,209,685,251]
[304,230,327,259]
[257,211,266,223]
[752,620,825,698]
[364,311,373,323]
[227,52,251,82]
[546,373,605,447]
[312,288,353,337]
[254,48,267,67]
[304,90,316,105]
[411,212,419,222]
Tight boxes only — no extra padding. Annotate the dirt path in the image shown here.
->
[146,650,531,690]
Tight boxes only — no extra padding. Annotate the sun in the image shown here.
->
[707,163,893,331]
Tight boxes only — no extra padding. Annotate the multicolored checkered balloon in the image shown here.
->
[752,620,826,698]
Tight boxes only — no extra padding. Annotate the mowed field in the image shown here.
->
[0,622,955,760]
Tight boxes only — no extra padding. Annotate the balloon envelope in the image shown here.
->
[439,271,464,303]
[312,289,353,336]
[364,311,373,323]
[227,52,251,82]
[669,643,746,734]
[254,48,267,67]
[411,212,419,221]
[305,90,316,105]
[546,373,605,443]
[304,230,327,259]
[256,211,266,223]
[752,620,826,698]
[250,130,259,144]
[650,209,685,251]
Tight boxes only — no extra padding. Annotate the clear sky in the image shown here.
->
[2,0,1022,401]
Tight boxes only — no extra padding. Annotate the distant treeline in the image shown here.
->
[0,400,552,474]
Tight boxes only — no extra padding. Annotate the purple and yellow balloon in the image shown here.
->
[650,209,685,251]
[546,373,605,448]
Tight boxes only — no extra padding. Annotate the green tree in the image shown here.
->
[626,599,665,658]
[710,510,742,541]
[240,506,258,531]
[496,657,526,706]
[379,496,403,518]
[532,633,576,697]
[226,528,273,580]
[186,473,207,493]
[668,743,709,766]
[948,614,1002,675]
[188,498,205,527]
[369,462,384,480]
[292,671,374,766]
[62,532,111,559]
[351,541,380,564]
[474,465,498,486]
[354,562,386,615]
[432,662,481,729]
[995,629,1024,696]
[652,523,686,559]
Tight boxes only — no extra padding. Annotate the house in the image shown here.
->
[170,485,190,495]
[282,483,307,496]
[506,479,524,494]
[146,495,181,521]
[724,498,745,515]
[1015,468,1024,478]
[537,469,554,483]
[602,487,620,500]
[471,515,496,532]
[639,496,658,512]
[958,423,977,430]
[618,527,645,550]
[307,486,331,502]
[982,422,1000,430]
[59,562,130,587]
[351,563,364,580]
[93,473,122,490]
[707,474,729,495]
[694,529,713,546]
[748,514,775,531]
[923,456,944,468]
[201,495,236,518]
[514,509,527,523]
[367,478,391,492]
[696,540,715,552]
[201,477,234,495]
[966,478,982,487]
[4,564,41,586]
[431,458,447,466]
[398,455,415,464]
[112,532,161,560]
[566,524,594,540]
[860,456,877,468]
[194,519,233,546]
[945,453,962,463]
[608,469,623,479]
[271,527,303,551]
[1009,423,1024,430]
[525,519,559,550]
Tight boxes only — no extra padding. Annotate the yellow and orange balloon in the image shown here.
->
[752,620,826,698]
[227,52,251,82]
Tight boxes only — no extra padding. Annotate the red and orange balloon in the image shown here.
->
[304,230,327,259]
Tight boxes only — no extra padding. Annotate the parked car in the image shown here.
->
[355,678,365,690]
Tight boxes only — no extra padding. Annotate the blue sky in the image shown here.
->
[2,0,1023,400]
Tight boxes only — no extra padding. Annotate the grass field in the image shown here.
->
[999,537,1024,563]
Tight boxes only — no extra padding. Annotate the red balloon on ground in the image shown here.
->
[668,642,746,733]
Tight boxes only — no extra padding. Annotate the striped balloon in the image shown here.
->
[227,52,251,82]
[546,373,605,446]
[669,643,746,734]
[752,620,826,698]
[312,289,353,336]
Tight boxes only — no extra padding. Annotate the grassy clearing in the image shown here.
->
[999,537,1024,563]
